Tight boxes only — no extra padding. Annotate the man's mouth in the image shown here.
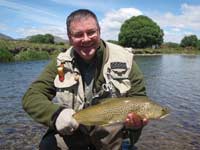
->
[81,43,94,48]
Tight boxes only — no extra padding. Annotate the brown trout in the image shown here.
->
[73,96,169,126]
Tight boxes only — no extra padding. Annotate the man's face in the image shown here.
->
[68,17,101,61]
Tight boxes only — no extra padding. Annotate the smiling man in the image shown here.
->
[67,13,100,61]
[22,9,147,150]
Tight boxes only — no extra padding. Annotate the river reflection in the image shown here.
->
[0,55,200,150]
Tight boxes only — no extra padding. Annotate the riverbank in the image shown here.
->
[0,39,70,62]
[134,53,200,56]
[1,39,200,62]
[132,47,200,55]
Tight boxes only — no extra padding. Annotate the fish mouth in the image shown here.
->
[159,113,169,119]
[159,107,170,119]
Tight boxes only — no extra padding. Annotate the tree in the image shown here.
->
[118,15,164,48]
[44,34,54,44]
[29,34,54,44]
[180,35,198,48]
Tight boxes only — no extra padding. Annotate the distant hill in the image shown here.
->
[54,35,68,43]
[0,33,13,40]
[0,33,69,44]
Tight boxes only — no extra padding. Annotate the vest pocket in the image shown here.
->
[55,88,75,108]
[54,73,78,108]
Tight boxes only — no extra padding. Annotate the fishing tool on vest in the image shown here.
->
[57,63,65,82]
[105,68,117,98]
[91,73,117,105]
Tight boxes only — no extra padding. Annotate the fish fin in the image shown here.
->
[101,123,110,127]
[99,120,114,127]
[159,113,169,119]
[108,120,115,124]
[101,120,123,127]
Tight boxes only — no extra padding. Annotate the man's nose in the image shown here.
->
[82,33,90,41]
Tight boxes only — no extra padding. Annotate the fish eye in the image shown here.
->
[162,107,169,114]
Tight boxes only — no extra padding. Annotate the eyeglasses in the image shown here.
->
[70,29,98,40]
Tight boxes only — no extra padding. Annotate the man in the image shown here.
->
[22,9,148,150]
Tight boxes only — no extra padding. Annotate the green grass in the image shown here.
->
[0,39,70,62]
[14,50,50,61]
[0,40,13,62]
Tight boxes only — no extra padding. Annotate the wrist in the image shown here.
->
[51,107,65,131]
[54,108,79,135]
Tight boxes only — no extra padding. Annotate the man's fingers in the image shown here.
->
[125,112,148,129]
[142,118,148,126]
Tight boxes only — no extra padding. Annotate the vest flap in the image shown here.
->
[54,72,78,88]
[111,79,131,94]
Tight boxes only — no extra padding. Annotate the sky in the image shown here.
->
[0,0,200,43]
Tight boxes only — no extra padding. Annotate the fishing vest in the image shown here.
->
[54,42,133,111]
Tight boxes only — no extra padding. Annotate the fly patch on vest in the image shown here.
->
[110,62,129,79]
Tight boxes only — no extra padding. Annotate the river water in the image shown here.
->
[0,55,200,150]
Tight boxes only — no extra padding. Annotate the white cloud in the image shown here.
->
[164,30,183,43]
[152,3,200,30]
[171,28,181,32]
[183,31,193,36]
[100,8,143,40]
[150,3,200,42]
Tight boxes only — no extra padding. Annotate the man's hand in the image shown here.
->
[55,108,79,135]
[125,112,148,129]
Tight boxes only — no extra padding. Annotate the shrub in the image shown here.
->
[0,49,13,62]
[180,35,198,48]
[29,34,54,44]
[0,40,13,62]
